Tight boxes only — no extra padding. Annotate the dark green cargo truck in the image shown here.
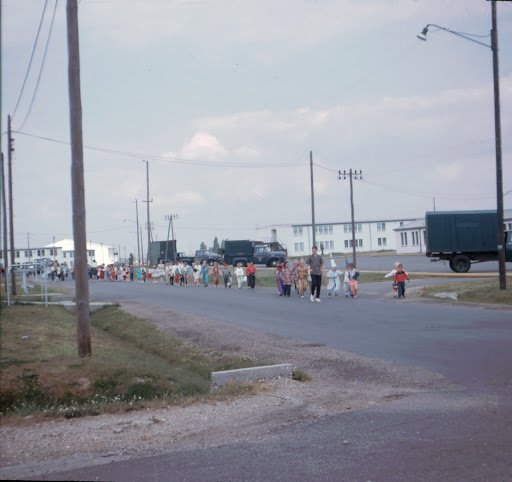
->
[221,240,287,267]
[425,210,512,273]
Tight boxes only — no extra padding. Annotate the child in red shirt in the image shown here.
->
[394,264,410,299]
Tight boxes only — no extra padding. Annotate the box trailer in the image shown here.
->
[425,210,511,272]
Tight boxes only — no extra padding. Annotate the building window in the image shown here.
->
[294,242,304,252]
[377,222,386,231]
[357,223,362,232]
[344,240,349,249]
[358,239,363,247]
[378,237,387,247]
[15,251,20,258]
[63,252,67,258]
[344,224,350,233]
[412,231,419,246]
[401,232,408,246]
[293,226,303,236]
[329,225,333,234]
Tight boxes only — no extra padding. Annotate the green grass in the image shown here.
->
[252,268,437,288]
[0,305,262,419]
[419,280,512,305]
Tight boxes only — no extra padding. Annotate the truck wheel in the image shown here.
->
[267,259,278,267]
[449,255,471,273]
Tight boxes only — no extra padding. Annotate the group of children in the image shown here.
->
[274,259,410,300]
[92,258,410,300]
[274,259,361,299]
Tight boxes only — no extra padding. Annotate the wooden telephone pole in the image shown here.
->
[7,115,16,296]
[66,0,91,357]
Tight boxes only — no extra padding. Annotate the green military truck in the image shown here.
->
[221,240,287,267]
[425,210,512,273]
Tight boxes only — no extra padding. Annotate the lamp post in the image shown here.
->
[418,2,506,290]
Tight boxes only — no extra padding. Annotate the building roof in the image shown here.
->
[45,239,113,250]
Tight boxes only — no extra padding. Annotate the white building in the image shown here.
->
[1,239,115,267]
[394,219,426,254]
[255,217,419,258]
[257,211,512,257]
[46,239,115,266]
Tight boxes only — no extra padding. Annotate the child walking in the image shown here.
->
[394,263,410,299]
[235,263,245,289]
[345,263,360,298]
[280,262,292,297]
[326,261,342,297]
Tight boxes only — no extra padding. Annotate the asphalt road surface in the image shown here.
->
[39,269,512,481]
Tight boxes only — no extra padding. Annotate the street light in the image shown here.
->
[418,3,506,289]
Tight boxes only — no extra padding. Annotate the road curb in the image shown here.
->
[210,363,293,389]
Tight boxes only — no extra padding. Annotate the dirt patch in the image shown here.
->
[0,301,456,479]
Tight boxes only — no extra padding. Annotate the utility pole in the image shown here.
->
[142,160,153,265]
[7,115,16,295]
[66,0,91,357]
[139,226,144,266]
[491,1,506,290]
[338,169,363,266]
[27,233,31,262]
[135,199,141,265]
[165,214,178,262]
[309,151,316,249]
[1,152,11,303]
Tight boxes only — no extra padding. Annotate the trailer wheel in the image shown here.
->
[449,255,471,273]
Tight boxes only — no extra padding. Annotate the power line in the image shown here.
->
[17,0,59,131]
[13,130,306,168]
[11,0,49,121]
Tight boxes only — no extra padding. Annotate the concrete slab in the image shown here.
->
[210,363,293,389]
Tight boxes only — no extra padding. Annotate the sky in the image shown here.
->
[1,0,511,257]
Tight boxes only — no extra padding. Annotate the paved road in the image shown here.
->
[85,277,512,390]
[41,275,512,481]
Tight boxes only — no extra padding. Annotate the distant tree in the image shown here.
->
[200,241,207,250]
[212,237,219,253]
[128,253,135,265]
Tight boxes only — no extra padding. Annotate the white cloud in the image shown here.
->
[165,131,228,161]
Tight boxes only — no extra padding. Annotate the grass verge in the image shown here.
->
[418,279,512,305]
[0,305,262,419]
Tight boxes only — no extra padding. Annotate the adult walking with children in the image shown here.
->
[306,245,324,303]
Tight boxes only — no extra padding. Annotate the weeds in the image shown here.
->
[0,305,263,419]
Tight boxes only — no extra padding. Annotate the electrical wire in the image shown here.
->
[13,130,306,168]
[17,0,59,131]
[11,0,49,122]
